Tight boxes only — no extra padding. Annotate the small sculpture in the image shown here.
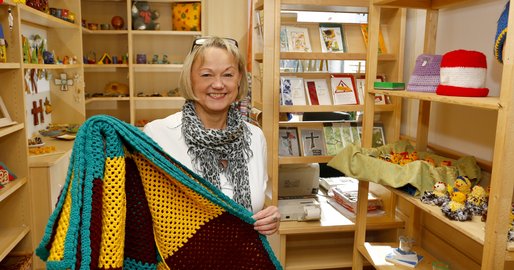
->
[420,181,449,206]
[111,16,124,30]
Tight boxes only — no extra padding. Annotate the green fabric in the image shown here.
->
[327,140,481,195]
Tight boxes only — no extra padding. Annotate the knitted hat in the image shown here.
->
[436,50,489,97]
[494,1,509,63]
[407,54,442,92]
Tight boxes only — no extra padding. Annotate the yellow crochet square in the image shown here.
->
[172,2,201,31]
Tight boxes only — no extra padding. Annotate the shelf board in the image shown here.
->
[83,64,129,71]
[285,243,356,270]
[85,97,130,105]
[279,155,334,164]
[388,187,488,247]
[282,0,369,8]
[281,52,396,61]
[131,30,201,36]
[369,89,501,110]
[358,242,437,269]
[19,4,79,29]
[0,226,30,262]
[279,197,403,235]
[279,104,395,113]
[0,177,28,203]
[133,64,183,72]
[0,63,21,69]
[0,123,23,138]
[373,0,472,10]
[23,63,82,70]
[82,29,129,35]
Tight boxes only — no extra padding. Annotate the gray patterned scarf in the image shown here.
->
[182,100,253,210]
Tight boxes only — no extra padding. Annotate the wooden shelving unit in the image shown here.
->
[354,1,514,269]
[81,0,204,126]
[252,0,406,268]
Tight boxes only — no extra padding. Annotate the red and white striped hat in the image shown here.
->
[436,50,489,97]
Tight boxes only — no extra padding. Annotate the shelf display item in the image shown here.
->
[172,2,201,31]
[0,96,16,128]
[407,54,442,92]
[319,23,345,52]
[35,115,282,270]
[435,49,489,97]
[494,1,509,63]
[111,15,125,30]
[132,1,160,30]
[0,161,17,185]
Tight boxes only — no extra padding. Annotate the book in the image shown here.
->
[319,176,359,192]
[285,26,312,52]
[360,24,388,54]
[330,74,359,105]
[304,79,332,105]
[332,188,382,213]
[278,127,301,156]
[299,128,326,156]
[322,124,345,156]
[319,23,345,52]
[280,26,289,52]
[374,81,405,90]
[385,248,424,268]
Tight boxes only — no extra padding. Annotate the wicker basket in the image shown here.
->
[0,253,33,270]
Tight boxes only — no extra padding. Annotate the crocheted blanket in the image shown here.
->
[36,115,282,270]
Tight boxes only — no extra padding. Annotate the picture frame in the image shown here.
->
[330,74,359,105]
[279,127,301,156]
[299,127,326,156]
[0,96,16,128]
[319,23,345,52]
[285,26,312,52]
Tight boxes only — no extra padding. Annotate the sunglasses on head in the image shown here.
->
[190,37,239,52]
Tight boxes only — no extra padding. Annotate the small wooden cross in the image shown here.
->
[31,99,44,126]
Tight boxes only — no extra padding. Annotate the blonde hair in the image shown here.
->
[179,36,249,101]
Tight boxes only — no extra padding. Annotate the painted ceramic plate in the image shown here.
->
[56,134,76,141]
[28,143,45,148]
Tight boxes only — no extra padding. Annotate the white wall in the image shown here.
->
[402,0,507,162]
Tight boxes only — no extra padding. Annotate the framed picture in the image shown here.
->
[285,26,312,52]
[279,127,301,156]
[299,127,326,156]
[319,23,345,52]
[330,74,359,105]
[0,96,16,128]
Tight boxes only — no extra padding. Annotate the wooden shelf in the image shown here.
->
[285,243,356,270]
[22,64,82,70]
[358,242,437,269]
[85,97,130,105]
[84,64,129,70]
[369,89,501,111]
[0,123,23,138]
[0,226,30,262]
[19,4,79,29]
[279,104,395,113]
[133,64,183,72]
[281,0,369,8]
[373,0,472,10]
[0,63,21,69]
[131,30,201,36]
[281,52,396,61]
[0,178,27,203]
[82,29,129,35]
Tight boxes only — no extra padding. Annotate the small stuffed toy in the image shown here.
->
[441,191,472,221]
[132,1,160,30]
[466,185,488,216]
[448,175,472,196]
[421,181,450,206]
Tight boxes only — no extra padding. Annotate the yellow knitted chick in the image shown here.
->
[467,185,487,207]
[449,191,467,212]
[451,176,472,195]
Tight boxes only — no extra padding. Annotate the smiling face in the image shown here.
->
[190,47,242,127]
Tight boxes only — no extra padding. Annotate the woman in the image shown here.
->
[143,36,280,235]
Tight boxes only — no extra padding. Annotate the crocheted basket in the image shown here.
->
[35,115,282,270]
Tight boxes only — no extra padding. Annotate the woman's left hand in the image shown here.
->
[252,206,280,235]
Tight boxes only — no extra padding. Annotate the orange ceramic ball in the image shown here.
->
[111,16,124,30]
